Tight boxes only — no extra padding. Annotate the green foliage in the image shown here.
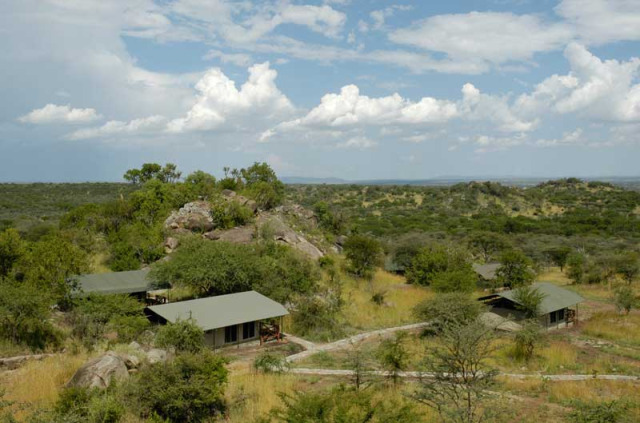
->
[70,294,148,345]
[155,318,205,353]
[343,235,383,279]
[19,233,89,307]
[512,285,546,318]
[406,244,475,289]
[107,222,164,271]
[253,351,290,374]
[415,320,497,423]
[0,281,62,351]
[53,387,124,423]
[291,289,343,341]
[468,231,508,262]
[128,351,228,423]
[512,320,543,362]
[313,201,347,234]
[431,269,477,293]
[150,238,319,304]
[210,199,253,229]
[268,386,422,423]
[0,229,23,279]
[613,252,640,284]
[568,400,629,423]
[614,285,636,315]
[545,246,572,271]
[495,250,535,288]
[124,163,181,185]
[567,253,587,284]
[376,331,409,385]
[413,293,484,334]
[183,170,217,200]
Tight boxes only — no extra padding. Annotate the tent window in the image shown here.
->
[243,322,255,339]
[224,325,238,343]
[558,309,565,321]
[550,311,557,324]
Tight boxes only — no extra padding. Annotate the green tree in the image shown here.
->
[614,285,636,315]
[406,244,472,286]
[0,229,23,279]
[413,293,484,334]
[128,351,228,423]
[183,170,217,200]
[614,252,640,284]
[377,331,409,385]
[414,320,497,423]
[0,282,61,351]
[545,246,572,271]
[495,250,534,288]
[567,253,587,284]
[512,285,546,318]
[468,231,508,262]
[20,234,89,308]
[156,318,205,353]
[343,235,383,280]
[431,269,477,293]
[512,320,543,362]
[124,163,181,184]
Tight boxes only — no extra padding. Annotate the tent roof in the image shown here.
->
[76,269,151,295]
[147,291,288,332]
[498,282,584,315]
[472,263,500,280]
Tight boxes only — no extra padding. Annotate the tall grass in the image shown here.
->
[582,312,640,346]
[341,270,433,331]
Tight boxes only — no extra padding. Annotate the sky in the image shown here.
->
[1,0,640,182]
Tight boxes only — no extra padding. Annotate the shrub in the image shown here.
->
[253,352,290,373]
[512,320,543,362]
[614,285,636,315]
[210,199,253,229]
[343,235,383,280]
[291,290,343,341]
[376,331,409,385]
[568,400,628,423]
[512,285,546,318]
[431,269,477,293]
[155,318,205,353]
[128,351,228,423]
[413,293,484,334]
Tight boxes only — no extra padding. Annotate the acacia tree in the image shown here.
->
[343,235,383,280]
[512,285,546,318]
[414,320,498,423]
[614,252,640,284]
[468,231,508,262]
[495,250,534,288]
[377,331,409,386]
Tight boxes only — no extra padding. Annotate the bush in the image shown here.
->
[343,235,383,280]
[155,318,205,353]
[253,352,290,373]
[431,269,477,293]
[568,400,628,423]
[413,293,484,334]
[128,351,228,423]
[291,290,343,341]
[512,320,543,362]
[614,285,636,315]
[210,199,253,229]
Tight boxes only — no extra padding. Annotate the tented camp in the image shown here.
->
[479,282,584,329]
[146,291,289,348]
[75,269,152,298]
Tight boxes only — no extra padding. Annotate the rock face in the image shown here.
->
[146,348,168,364]
[164,201,214,232]
[66,352,129,389]
[258,214,324,260]
[274,204,318,228]
[203,226,255,244]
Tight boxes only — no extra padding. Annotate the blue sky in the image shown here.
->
[1,0,639,182]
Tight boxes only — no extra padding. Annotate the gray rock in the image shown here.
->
[121,354,141,369]
[221,189,237,198]
[128,341,144,352]
[164,237,179,253]
[66,352,129,389]
[147,348,168,364]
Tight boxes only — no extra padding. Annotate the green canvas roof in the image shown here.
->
[76,269,151,295]
[498,282,584,315]
[472,263,500,280]
[147,291,289,332]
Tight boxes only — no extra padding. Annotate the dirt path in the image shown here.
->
[288,367,640,382]
[284,321,431,363]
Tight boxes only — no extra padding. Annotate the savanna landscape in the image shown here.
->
[0,163,639,423]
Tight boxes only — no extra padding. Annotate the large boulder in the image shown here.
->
[164,201,214,232]
[146,348,168,364]
[66,352,129,389]
[257,215,324,260]
[203,226,255,244]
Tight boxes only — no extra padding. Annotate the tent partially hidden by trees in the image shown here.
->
[146,291,289,348]
[75,269,152,297]
[479,283,584,329]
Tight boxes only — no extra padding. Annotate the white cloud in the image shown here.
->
[535,128,584,147]
[369,5,412,30]
[470,133,527,153]
[203,50,252,67]
[167,62,294,133]
[336,136,377,149]
[460,83,537,132]
[515,43,640,122]
[556,0,640,45]
[389,12,571,67]
[275,84,457,131]
[67,115,165,140]
[18,104,101,124]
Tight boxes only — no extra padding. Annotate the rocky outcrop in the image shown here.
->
[257,214,324,260]
[203,226,255,244]
[146,348,168,364]
[274,204,318,228]
[66,352,129,389]
[0,353,55,370]
[164,201,214,232]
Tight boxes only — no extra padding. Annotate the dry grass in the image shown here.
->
[582,311,640,346]
[547,379,640,405]
[341,270,433,331]
[1,353,88,417]
[536,267,572,285]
